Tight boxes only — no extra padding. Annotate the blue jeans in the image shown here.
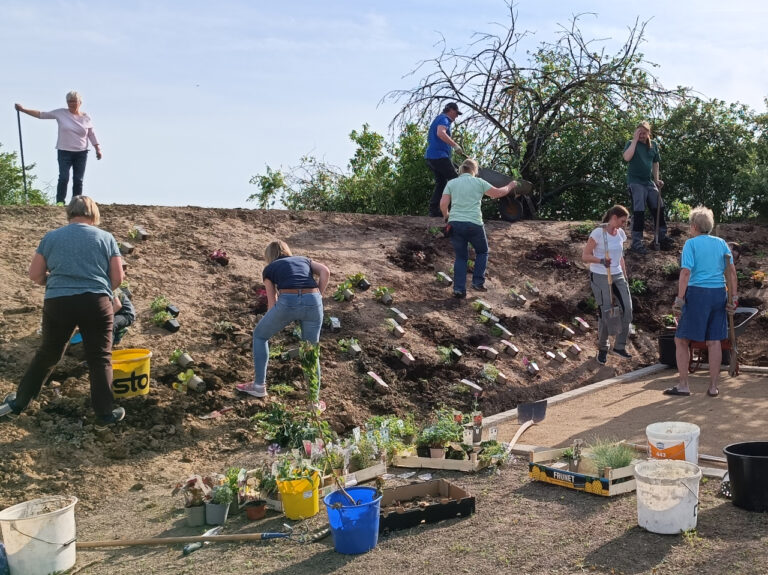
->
[252,292,323,385]
[57,150,88,203]
[450,221,489,293]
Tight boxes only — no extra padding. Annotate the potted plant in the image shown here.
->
[172,475,211,527]
[752,270,764,288]
[152,310,179,332]
[243,498,268,521]
[170,348,195,369]
[275,454,321,520]
[205,485,233,525]
[373,286,394,306]
[347,272,371,291]
[150,295,171,314]
[174,369,205,392]
[417,410,463,459]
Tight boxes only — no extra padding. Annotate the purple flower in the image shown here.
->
[267,443,281,456]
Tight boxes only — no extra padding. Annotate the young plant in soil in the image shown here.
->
[373,286,394,304]
[481,363,499,382]
[210,484,234,506]
[417,408,463,455]
[550,255,571,269]
[477,440,508,466]
[299,341,321,406]
[150,295,171,314]
[629,279,648,295]
[662,314,677,327]
[337,338,359,353]
[213,320,236,336]
[437,345,453,364]
[333,280,355,302]
[152,310,172,327]
[250,402,331,449]
[662,263,681,280]
[588,439,635,476]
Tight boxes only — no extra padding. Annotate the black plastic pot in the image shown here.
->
[658,334,677,367]
[357,279,371,291]
[166,304,180,317]
[723,442,768,512]
[164,318,181,333]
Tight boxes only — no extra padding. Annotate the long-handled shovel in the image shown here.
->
[602,226,623,336]
[724,254,739,376]
[16,109,28,203]
[504,399,547,455]
[651,185,664,251]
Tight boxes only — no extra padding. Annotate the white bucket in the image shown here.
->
[634,460,701,534]
[0,495,78,575]
[646,421,700,463]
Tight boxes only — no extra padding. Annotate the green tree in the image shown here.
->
[0,143,48,205]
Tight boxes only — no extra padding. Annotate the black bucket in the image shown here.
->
[723,442,768,512]
[658,333,676,367]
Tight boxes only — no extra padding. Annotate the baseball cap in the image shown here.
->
[443,102,462,115]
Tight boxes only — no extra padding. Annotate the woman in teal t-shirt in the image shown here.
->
[439,158,518,298]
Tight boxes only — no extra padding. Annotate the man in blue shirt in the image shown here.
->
[425,102,464,217]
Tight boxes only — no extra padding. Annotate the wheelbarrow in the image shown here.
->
[688,307,759,374]
[477,167,535,222]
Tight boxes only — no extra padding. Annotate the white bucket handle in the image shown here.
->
[678,479,700,503]
[11,523,76,547]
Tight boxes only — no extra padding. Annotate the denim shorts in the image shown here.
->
[675,286,727,342]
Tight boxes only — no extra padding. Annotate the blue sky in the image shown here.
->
[1,0,766,208]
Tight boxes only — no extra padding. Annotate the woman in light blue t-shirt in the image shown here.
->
[667,206,738,397]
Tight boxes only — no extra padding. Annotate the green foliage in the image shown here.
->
[252,466,277,496]
[373,286,394,300]
[661,314,677,327]
[333,280,354,302]
[346,272,366,285]
[588,440,635,476]
[582,296,598,312]
[211,485,233,505]
[662,263,681,279]
[213,320,235,334]
[0,144,49,205]
[481,363,499,381]
[337,338,359,352]
[478,440,507,465]
[275,453,319,482]
[628,279,648,295]
[269,383,295,397]
[250,402,332,448]
[365,413,417,440]
[417,408,463,448]
[437,345,453,364]
[666,199,692,222]
[150,296,170,313]
[151,311,172,326]
[299,341,321,404]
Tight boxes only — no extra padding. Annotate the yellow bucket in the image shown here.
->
[277,473,320,519]
[111,349,152,398]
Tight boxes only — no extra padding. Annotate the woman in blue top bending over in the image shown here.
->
[237,240,330,399]
[667,206,738,397]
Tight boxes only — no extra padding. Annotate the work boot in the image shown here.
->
[94,407,126,431]
[0,392,20,420]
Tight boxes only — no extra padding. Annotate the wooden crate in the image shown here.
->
[528,447,638,497]
[392,455,489,472]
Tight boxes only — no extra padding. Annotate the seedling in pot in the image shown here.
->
[545,351,557,361]
[365,371,390,393]
[118,241,135,255]
[500,340,520,356]
[481,363,499,382]
[459,379,483,393]
[524,280,540,296]
[565,341,582,357]
[437,345,462,364]
[388,307,409,325]
[347,272,371,291]
[491,323,512,338]
[178,369,206,392]
[573,317,590,332]
[477,345,499,360]
[554,350,568,363]
[338,338,361,356]
[166,304,180,318]
[385,318,405,337]
[373,286,394,305]
[328,316,341,333]
[557,323,576,338]
[508,289,527,306]
[150,295,171,314]
[450,347,463,362]
[170,348,195,368]
[471,299,491,312]
[333,280,355,302]
[436,271,453,285]
[131,225,150,240]
[478,309,499,324]
[495,371,508,384]
[395,347,415,366]
[522,357,540,376]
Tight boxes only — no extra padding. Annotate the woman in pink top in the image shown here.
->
[16,91,102,205]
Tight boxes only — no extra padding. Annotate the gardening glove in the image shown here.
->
[453,145,464,156]
[726,296,738,315]
[672,296,685,315]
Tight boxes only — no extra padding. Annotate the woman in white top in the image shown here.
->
[16,91,102,205]
[581,205,633,365]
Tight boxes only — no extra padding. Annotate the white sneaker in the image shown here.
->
[236,382,267,398]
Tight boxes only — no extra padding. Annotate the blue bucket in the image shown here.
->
[323,486,382,554]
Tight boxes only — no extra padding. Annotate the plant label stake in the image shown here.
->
[385,318,405,337]
[450,348,463,362]
[524,280,540,296]
[491,323,512,338]
[566,342,582,357]
[573,317,590,332]
[480,309,499,324]
[545,351,556,361]
[329,317,341,332]
[471,299,492,312]
[396,347,415,366]
[555,350,567,363]
[349,342,362,357]
[436,272,453,285]
[365,372,390,393]
[459,379,483,393]
[508,289,527,306]
[557,323,576,338]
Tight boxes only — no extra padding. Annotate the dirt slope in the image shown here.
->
[0,204,766,513]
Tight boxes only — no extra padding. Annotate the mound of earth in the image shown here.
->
[0,204,766,509]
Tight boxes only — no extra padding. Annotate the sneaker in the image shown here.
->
[611,348,632,359]
[56,201,65,207]
[0,392,19,420]
[453,291,466,299]
[471,284,488,292]
[596,350,608,365]
[236,382,268,398]
[94,406,125,431]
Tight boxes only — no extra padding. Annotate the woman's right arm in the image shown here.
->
[109,255,125,290]
[29,253,48,285]
[15,104,41,119]
[310,261,331,295]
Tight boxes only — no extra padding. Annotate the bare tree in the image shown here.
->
[384,3,684,206]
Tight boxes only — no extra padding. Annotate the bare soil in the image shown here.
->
[0,204,767,574]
